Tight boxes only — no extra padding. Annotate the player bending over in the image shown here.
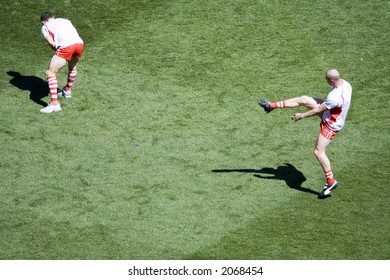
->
[39,12,84,113]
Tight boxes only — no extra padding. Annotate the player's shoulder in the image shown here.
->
[56,18,71,23]
[48,18,70,26]
[342,79,352,92]
[342,79,351,85]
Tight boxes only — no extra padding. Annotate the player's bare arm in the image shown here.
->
[292,103,327,121]
[44,34,56,50]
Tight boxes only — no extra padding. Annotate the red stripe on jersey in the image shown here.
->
[327,88,345,125]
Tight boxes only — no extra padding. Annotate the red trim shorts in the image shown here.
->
[56,43,84,60]
[320,121,338,140]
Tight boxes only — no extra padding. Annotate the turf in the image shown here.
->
[0,0,389,260]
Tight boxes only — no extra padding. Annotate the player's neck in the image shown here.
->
[334,79,343,88]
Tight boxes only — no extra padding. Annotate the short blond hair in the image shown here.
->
[326,69,340,81]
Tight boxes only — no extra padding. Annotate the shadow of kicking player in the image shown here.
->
[212,163,319,196]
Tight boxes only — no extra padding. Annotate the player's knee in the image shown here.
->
[45,69,53,78]
[313,148,327,161]
[300,95,312,103]
[300,95,319,109]
[313,148,321,158]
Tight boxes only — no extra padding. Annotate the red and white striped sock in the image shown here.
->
[47,75,59,104]
[325,170,335,186]
[64,67,77,92]
[270,100,285,109]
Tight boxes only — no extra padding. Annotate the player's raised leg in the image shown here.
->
[258,96,323,113]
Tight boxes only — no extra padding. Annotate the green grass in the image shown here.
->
[0,0,389,259]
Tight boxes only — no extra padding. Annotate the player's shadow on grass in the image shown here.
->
[7,71,48,107]
[212,163,319,196]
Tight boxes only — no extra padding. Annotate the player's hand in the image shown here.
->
[292,113,304,121]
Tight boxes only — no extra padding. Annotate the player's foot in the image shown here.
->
[319,180,339,197]
[258,99,273,113]
[40,103,62,113]
[59,88,72,99]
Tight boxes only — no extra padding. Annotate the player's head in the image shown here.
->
[325,69,340,86]
[40,12,54,23]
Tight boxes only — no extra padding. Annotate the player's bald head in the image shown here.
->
[326,69,340,81]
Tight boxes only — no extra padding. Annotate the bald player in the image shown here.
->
[258,69,352,197]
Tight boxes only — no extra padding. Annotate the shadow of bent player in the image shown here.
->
[212,163,319,196]
[7,71,48,107]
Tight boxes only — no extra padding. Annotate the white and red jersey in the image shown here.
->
[322,80,352,131]
[41,18,83,49]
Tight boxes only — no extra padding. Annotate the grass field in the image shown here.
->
[0,0,389,260]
